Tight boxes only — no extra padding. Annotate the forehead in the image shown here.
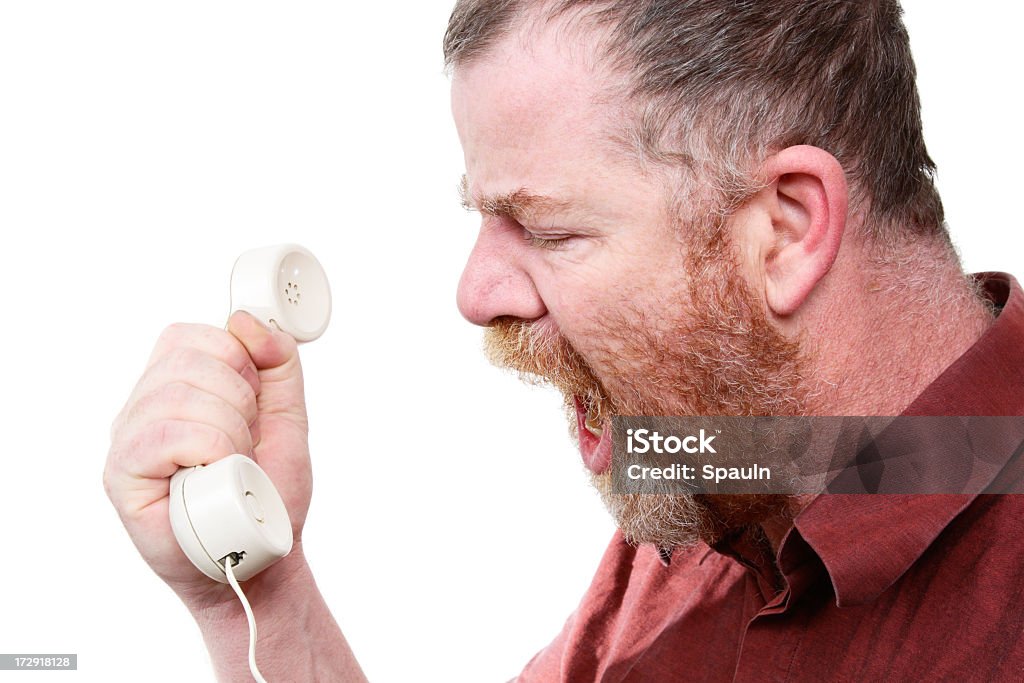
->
[450,17,629,199]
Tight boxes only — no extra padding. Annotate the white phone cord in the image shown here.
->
[223,558,268,683]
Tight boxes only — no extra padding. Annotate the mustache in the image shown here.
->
[482,317,609,411]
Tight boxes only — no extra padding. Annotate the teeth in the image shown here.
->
[584,402,604,437]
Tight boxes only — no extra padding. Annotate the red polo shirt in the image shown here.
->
[520,273,1024,682]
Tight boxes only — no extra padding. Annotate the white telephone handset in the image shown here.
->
[168,244,332,583]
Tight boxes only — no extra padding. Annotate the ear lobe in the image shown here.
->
[761,146,847,317]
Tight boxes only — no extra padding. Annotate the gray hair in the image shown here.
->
[444,0,946,243]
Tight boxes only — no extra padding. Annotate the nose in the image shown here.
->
[457,226,546,326]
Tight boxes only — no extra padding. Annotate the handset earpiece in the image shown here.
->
[228,243,332,342]
[168,244,332,583]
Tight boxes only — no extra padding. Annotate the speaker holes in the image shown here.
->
[284,281,301,306]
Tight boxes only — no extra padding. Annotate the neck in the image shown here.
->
[755,237,995,556]
[806,238,994,417]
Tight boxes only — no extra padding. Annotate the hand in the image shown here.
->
[104,311,313,609]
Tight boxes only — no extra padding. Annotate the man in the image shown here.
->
[104,0,1024,680]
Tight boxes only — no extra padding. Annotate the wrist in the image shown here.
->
[184,541,313,634]
[177,541,366,682]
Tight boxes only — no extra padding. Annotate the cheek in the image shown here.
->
[534,242,678,316]
[531,261,608,320]
[529,238,695,365]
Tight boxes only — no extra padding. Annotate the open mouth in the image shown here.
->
[574,394,613,475]
[582,394,605,437]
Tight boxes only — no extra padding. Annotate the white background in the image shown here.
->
[0,2,1020,681]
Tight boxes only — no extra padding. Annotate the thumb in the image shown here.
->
[227,310,306,422]
[227,310,298,371]
[226,312,311,533]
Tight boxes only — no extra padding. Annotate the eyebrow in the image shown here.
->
[459,174,572,224]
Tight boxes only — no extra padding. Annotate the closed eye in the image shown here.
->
[525,232,572,249]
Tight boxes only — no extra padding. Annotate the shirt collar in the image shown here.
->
[791,272,1024,607]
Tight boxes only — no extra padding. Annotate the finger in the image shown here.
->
[147,323,260,395]
[123,348,259,431]
[109,419,239,483]
[119,381,254,457]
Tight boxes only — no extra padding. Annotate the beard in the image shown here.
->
[483,217,811,550]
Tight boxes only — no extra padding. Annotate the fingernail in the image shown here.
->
[233,309,271,331]
[240,363,260,393]
[251,311,273,330]
[250,417,262,451]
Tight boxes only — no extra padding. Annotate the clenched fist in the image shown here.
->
[104,311,312,608]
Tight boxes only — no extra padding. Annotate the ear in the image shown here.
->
[756,145,847,317]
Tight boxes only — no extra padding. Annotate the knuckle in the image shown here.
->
[151,323,205,369]
[101,462,114,499]
[146,419,179,454]
[155,380,196,406]
[165,351,255,420]
[214,334,250,373]
[157,322,191,347]
[101,459,128,508]
[163,345,202,370]
[124,381,193,426]
[117,420,171,464]
[153,348,220,387]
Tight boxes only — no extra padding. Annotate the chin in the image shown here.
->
[592,472,794,548]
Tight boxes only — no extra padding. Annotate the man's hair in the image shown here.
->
[444,0,946,243]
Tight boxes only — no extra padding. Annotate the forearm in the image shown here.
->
[187,546,366,683]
